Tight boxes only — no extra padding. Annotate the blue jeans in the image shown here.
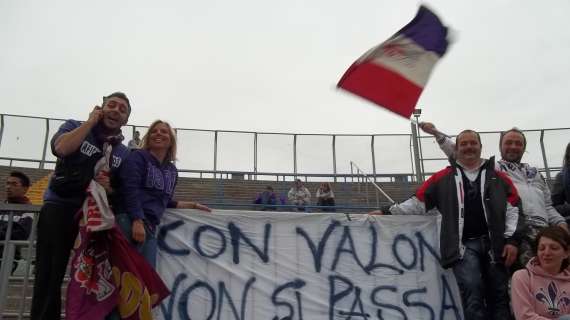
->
[453,237,512,320]
[115,214,158,268]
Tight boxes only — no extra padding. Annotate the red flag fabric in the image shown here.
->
[109,227,170,320]
[66,222,170,320]
[338,5,449,118]
[66,145,170,320]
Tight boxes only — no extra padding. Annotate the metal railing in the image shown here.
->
[177,168,417,183]
[0,113,568,181]
[0,204,40,320]
[0,113,418,181]
[221,203,382,212]
[350,161,396,208]
[417,127,570,181]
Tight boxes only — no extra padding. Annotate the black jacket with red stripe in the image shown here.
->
[388,157,524,268]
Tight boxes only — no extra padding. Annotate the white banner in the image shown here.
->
[156,210,464,320]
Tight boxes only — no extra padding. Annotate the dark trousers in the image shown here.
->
[30,202,80,320]
[317,198,336,212]
[453,237,512,320]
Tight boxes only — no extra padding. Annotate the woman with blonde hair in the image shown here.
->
[116,120,210,267]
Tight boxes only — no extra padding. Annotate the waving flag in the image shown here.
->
[337,5,450,118]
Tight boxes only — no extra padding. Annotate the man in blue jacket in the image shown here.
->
[30,92,132,320]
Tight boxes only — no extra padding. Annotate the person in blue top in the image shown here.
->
[116,120,211,268]
[30,92,132,320]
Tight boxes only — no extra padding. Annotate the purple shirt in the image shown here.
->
[44,119,129,206]
[117,149,178,227]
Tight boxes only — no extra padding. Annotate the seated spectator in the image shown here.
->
[316,182,335,212]
[288,179,311,212]
[1,171,33,273]
[552,142,570,219]
[128,130,141,149]
[279,193,288,206]
[254,186,277,211]
[511,226,570,319]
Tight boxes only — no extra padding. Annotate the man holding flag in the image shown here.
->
[420,122,568,270]
[371,129,522,320]
[338,5,524,319]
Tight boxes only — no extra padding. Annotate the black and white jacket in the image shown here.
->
[387,157,523,268]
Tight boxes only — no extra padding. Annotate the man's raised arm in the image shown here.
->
[419,122,456,158]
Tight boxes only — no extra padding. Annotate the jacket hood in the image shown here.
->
[526,257,570,281]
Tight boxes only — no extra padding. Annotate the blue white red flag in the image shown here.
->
[337,5,450,118]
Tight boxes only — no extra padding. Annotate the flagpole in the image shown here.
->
[410,111,424,183]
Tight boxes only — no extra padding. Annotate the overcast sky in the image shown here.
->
[1,0,569,175]
[2,0,569,135]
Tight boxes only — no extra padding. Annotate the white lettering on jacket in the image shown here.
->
[112,155,122,168]
[80,141,101,157]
